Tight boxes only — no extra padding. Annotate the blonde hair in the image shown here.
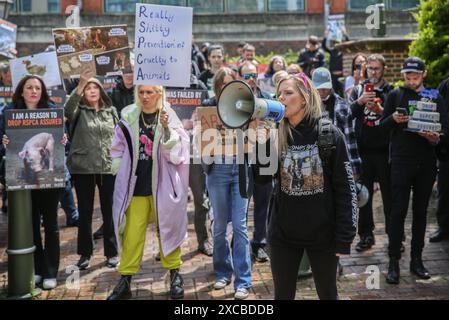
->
[276,75,322,159]
[272,70,288,87]
[212,67,237,99]
[134,85,166,111]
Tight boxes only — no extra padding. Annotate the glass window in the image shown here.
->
[347,0,378,11]
[48,0,59,13]
[389,0,419,10]
[12,0,32,12]
[188,0,224,13]
[157,0,186,5]
[268,0,305,12]
[105,0,140,13]
[227,0,265,13]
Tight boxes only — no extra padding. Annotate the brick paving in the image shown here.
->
[0,188,448,300]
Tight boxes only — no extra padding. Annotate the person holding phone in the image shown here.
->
[380,57,449,284]
[348,54,395,253]
[345,53,367,98]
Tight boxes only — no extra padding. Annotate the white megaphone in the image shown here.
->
[217,80,285,129]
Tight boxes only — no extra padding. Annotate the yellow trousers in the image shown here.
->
[118,196,182,275]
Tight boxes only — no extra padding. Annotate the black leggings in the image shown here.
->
[269,244,338,300]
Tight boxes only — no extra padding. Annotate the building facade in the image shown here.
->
[7,0,419,56]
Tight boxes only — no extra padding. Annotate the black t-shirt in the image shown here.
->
[381,86,448,163]
[350,80,394,153]
[134,111,157,196]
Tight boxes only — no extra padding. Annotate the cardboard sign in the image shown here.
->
[134,4,192,87]
[0,19,17,59]
[5,108,66,191]
[10,51,62,90]
[53,25,131,79]
[195,107,256,157]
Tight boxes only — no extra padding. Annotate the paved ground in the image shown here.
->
[0,187,448,300]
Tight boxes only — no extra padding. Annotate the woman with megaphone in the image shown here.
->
[266,74,358,300]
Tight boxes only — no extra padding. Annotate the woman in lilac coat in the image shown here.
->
[107,85,190,300]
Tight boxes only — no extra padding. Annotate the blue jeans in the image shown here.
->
[206,163,252,289]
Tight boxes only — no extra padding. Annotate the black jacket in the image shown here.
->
[110,77,134,118]
[381,86,449,163]
[321,35,349,73]
[267,118,357,254]
[297,48,325,77]
[348,80,394,154]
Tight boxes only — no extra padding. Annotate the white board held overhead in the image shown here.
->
[134,4,193,88]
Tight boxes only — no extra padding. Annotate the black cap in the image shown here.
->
[401,57,426,74]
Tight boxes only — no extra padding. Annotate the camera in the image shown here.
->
[355,64,362,70]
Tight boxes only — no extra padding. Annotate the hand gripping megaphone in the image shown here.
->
[217,80,285,129]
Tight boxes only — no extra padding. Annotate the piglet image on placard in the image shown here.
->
[18,132,55,183]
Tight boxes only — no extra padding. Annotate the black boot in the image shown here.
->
[429,228,449,243]
[107,275,132,300]
[169,269,184,300]
[386,258,400,284]
[410,256,431,279]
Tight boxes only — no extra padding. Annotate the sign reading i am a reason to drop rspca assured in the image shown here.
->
[5,108,65,191]
[134,4,192,87]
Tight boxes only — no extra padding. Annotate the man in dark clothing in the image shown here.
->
[110,67,134,118]
[321,27,349,97]
[381,57,449,284]
[348,54,394,253]
[297,35,325,78]
[430,77,449,242]
[191,37,207,75]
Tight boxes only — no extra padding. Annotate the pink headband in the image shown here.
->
[293,72,310,91]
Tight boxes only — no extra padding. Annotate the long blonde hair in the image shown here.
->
[276,74,322,159]
[134,85,166,111]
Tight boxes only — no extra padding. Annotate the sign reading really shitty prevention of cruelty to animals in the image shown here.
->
[10,51,62,90]
[5,108,65,191]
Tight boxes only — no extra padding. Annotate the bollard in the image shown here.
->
[7,190,40,299]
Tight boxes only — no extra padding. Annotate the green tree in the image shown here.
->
[409,0,449,88]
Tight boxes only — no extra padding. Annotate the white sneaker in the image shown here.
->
[42,278,57,290]
[234,287,249,300]
[213,279,230,290]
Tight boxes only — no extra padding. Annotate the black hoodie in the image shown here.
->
[381,86,449,164]
[267,118,357,254]
[110,77,134,118]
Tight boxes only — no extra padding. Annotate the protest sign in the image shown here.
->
[53,25,131,79]
[327,14,345,42]
[195,107,256,157]
[166,88,207,123]
[0,19,17,59]
[5,108,65,191]
[134,4,192,87]
[10,51,62,90]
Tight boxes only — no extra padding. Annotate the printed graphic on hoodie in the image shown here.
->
[281,143,324,196]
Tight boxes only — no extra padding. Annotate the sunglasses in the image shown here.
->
[242,73,258,80]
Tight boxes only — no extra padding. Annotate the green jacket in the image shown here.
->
[64,91,118,174]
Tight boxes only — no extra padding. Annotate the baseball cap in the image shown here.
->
[401,57,426,74]
[312,67,333,90]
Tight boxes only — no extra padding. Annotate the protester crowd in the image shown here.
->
[1,27,449,301]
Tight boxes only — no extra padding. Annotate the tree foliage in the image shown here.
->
[409,0,449,88]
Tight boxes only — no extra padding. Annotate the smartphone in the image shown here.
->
[365,83,374,93]
[397,107,408,115]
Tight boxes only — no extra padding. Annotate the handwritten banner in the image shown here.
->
[134,4,192,87]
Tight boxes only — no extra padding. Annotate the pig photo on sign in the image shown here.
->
[18,132,55,180]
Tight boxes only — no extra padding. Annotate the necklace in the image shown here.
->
[141,111,157,130]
